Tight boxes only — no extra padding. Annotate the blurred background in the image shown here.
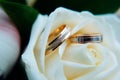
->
[4,0,120,14]
[34,0,120,14]
[1,0,120,80]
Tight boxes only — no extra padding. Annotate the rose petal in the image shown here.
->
[22,14,48,80]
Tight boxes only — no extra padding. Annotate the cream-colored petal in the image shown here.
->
[45,52,67,80]
[63,60,96,80]
[97,14,120,41]
[74,44,117,80]
[22,14,48,80]
[71,18,92,35]
[31,14,48,73]
[112,70,120,80]
[22,51,47,80]
[59,42,67,58]
[48,7,94,33]
[62,44,99,65]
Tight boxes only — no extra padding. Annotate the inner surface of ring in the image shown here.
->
[47,24,66,44]
[46,24,70,55]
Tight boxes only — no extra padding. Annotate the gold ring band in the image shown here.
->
[46,25,70,55]
[70,33,103,44]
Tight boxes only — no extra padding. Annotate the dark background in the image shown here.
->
[1,0,120,80]
[34,0,120,14]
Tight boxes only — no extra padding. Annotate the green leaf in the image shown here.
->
[0,1,39,52]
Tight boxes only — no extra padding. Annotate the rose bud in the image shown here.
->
[0,8,20,78]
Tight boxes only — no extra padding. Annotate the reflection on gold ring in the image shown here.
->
[46,25,70,55]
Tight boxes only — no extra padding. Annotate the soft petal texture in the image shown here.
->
[22,7,120,80]
[22,14,48,80]
[0,8,20,77]
[97,14,120,42]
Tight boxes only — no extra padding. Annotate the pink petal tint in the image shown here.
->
[0,8,21,77]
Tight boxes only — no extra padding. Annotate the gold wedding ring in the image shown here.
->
[46,25,70,55]
[45,25,102,55]
[70,33,103,44]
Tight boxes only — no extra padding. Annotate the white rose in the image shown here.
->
[22,7,120,80]
[0,8,20,78]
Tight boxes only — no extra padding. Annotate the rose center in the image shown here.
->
[88,45,102,66]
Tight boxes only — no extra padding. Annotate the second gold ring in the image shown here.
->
[70,33,103,44]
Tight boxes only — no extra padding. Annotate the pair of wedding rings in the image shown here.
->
[46,25,103,55]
